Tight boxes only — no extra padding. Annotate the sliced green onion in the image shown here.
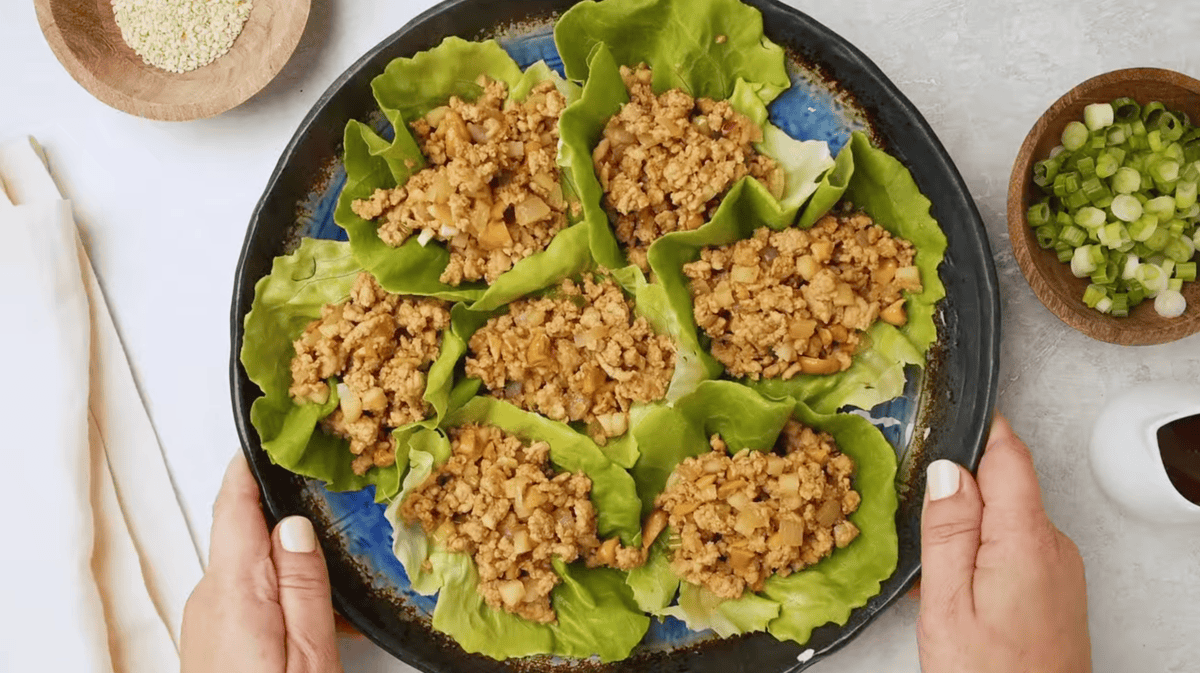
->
[1145,227,1172,251]
[1145,195,1177,220]
[1082,283,1108,307]
[1169,278,1184,292]
[1177,262,1197,282]
[1036,225,1058,249]
[1110,194,1144,221]
[1176,181,1197,209]
[1028,202,1053,227]
[1096,151,1120,178]
[1129,215,1159,242]
[1033,159,1059,187]
[1153,111,1184,141]
[1112,97,1140,122]
[1085,103,1115,130]
[1152,159,1181,183]
[1154,289,1187,318]
[1062,121,1089,151]
[1072,246,1099,277]
[1056,245,1075,263]
[1112,166,1141,194]
[1137,263,1168,294]
[1128,283,1147,306]
[1074,207,1105,229]
[1166,235,1196,263]
[1122,254,1141,279]
[1110,293,1130,317]
[1143,101,1166,123]
[1149,129,1165,152]
[1059,225,1087,248]
[1064,190,1090,210]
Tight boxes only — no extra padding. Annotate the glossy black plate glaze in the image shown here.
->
[230,1,1000,670]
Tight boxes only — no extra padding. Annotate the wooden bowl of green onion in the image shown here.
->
[1008,67,1200,345]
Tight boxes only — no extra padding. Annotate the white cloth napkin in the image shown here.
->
[0,137,203,673]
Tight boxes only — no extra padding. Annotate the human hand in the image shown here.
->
[181,452,343,673]
[917,414,1091,673]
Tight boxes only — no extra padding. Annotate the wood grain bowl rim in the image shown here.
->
[33,0,311,121]
[1007,67,1200,346]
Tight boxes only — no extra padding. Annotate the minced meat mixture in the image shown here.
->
[593,64,784,271]
[684,209,922,380]
[653,422,861,599]
[465,275,675,443]
[400,424,648,623]
[351,78,569,285]
[288,272,451,475]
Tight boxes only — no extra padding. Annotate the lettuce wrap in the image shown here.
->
[383,397,649,662]
[554,0,835,270]
[335,37,591,310]
[647,132,948,413]
[445,265,715,471]
[241,238,469,502]
[624,380,899,642]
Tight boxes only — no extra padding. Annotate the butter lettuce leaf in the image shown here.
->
[335,36,589,306]
[554,0,790,103]
[382,401,651,661]
[445,396,643,544]
[623,381,898,643]
[646,132,946,413]
[241,238,462,502]
[558,39,831,270]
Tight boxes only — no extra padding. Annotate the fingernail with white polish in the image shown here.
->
[279,516,317,553]
[926,460,961,501]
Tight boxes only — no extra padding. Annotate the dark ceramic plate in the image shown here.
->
[229,1,1001,670]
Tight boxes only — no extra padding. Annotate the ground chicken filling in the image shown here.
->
[288,273,451,475]
[653,422,861,600]
[400,425,651,623]
[592,64,784,271]
[464,275,676,444]
[350,78,569,285]
[684,209,923,380]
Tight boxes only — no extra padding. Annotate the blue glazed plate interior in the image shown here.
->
[294,19,914,657]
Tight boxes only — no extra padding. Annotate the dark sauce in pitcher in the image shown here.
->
[1158,413,1200,505]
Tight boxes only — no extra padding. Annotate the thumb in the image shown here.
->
[919,459,983,622]
[272,516,343,673]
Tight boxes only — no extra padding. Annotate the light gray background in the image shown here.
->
[2,0,1198,670]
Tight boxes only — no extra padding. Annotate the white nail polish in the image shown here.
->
[279,516,317,553]
[926,460,961,501]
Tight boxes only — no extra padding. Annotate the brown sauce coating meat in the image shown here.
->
[684,210,922,380]
[593,64,784,271]
[288,272,451,475]
[652,422,861,599]
[400,425,648,623]
[351,78,569,285]
[464,275,675,444]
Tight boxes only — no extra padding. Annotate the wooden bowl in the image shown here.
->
[34,0,310,121]
[1008,67,1200,345]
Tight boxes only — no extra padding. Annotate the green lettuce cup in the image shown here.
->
[647,132,948,413]
[554,0,835,270]
[335,36,589,308]
[383,397,649,662]
[240,238,469,502]
[624,380,899,643]
[444,266,713,470]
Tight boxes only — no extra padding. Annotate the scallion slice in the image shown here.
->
[1062,121,1089,151]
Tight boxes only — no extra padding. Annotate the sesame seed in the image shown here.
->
[111,0,253,74]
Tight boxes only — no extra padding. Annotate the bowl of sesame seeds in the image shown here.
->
[34,0,309,121]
